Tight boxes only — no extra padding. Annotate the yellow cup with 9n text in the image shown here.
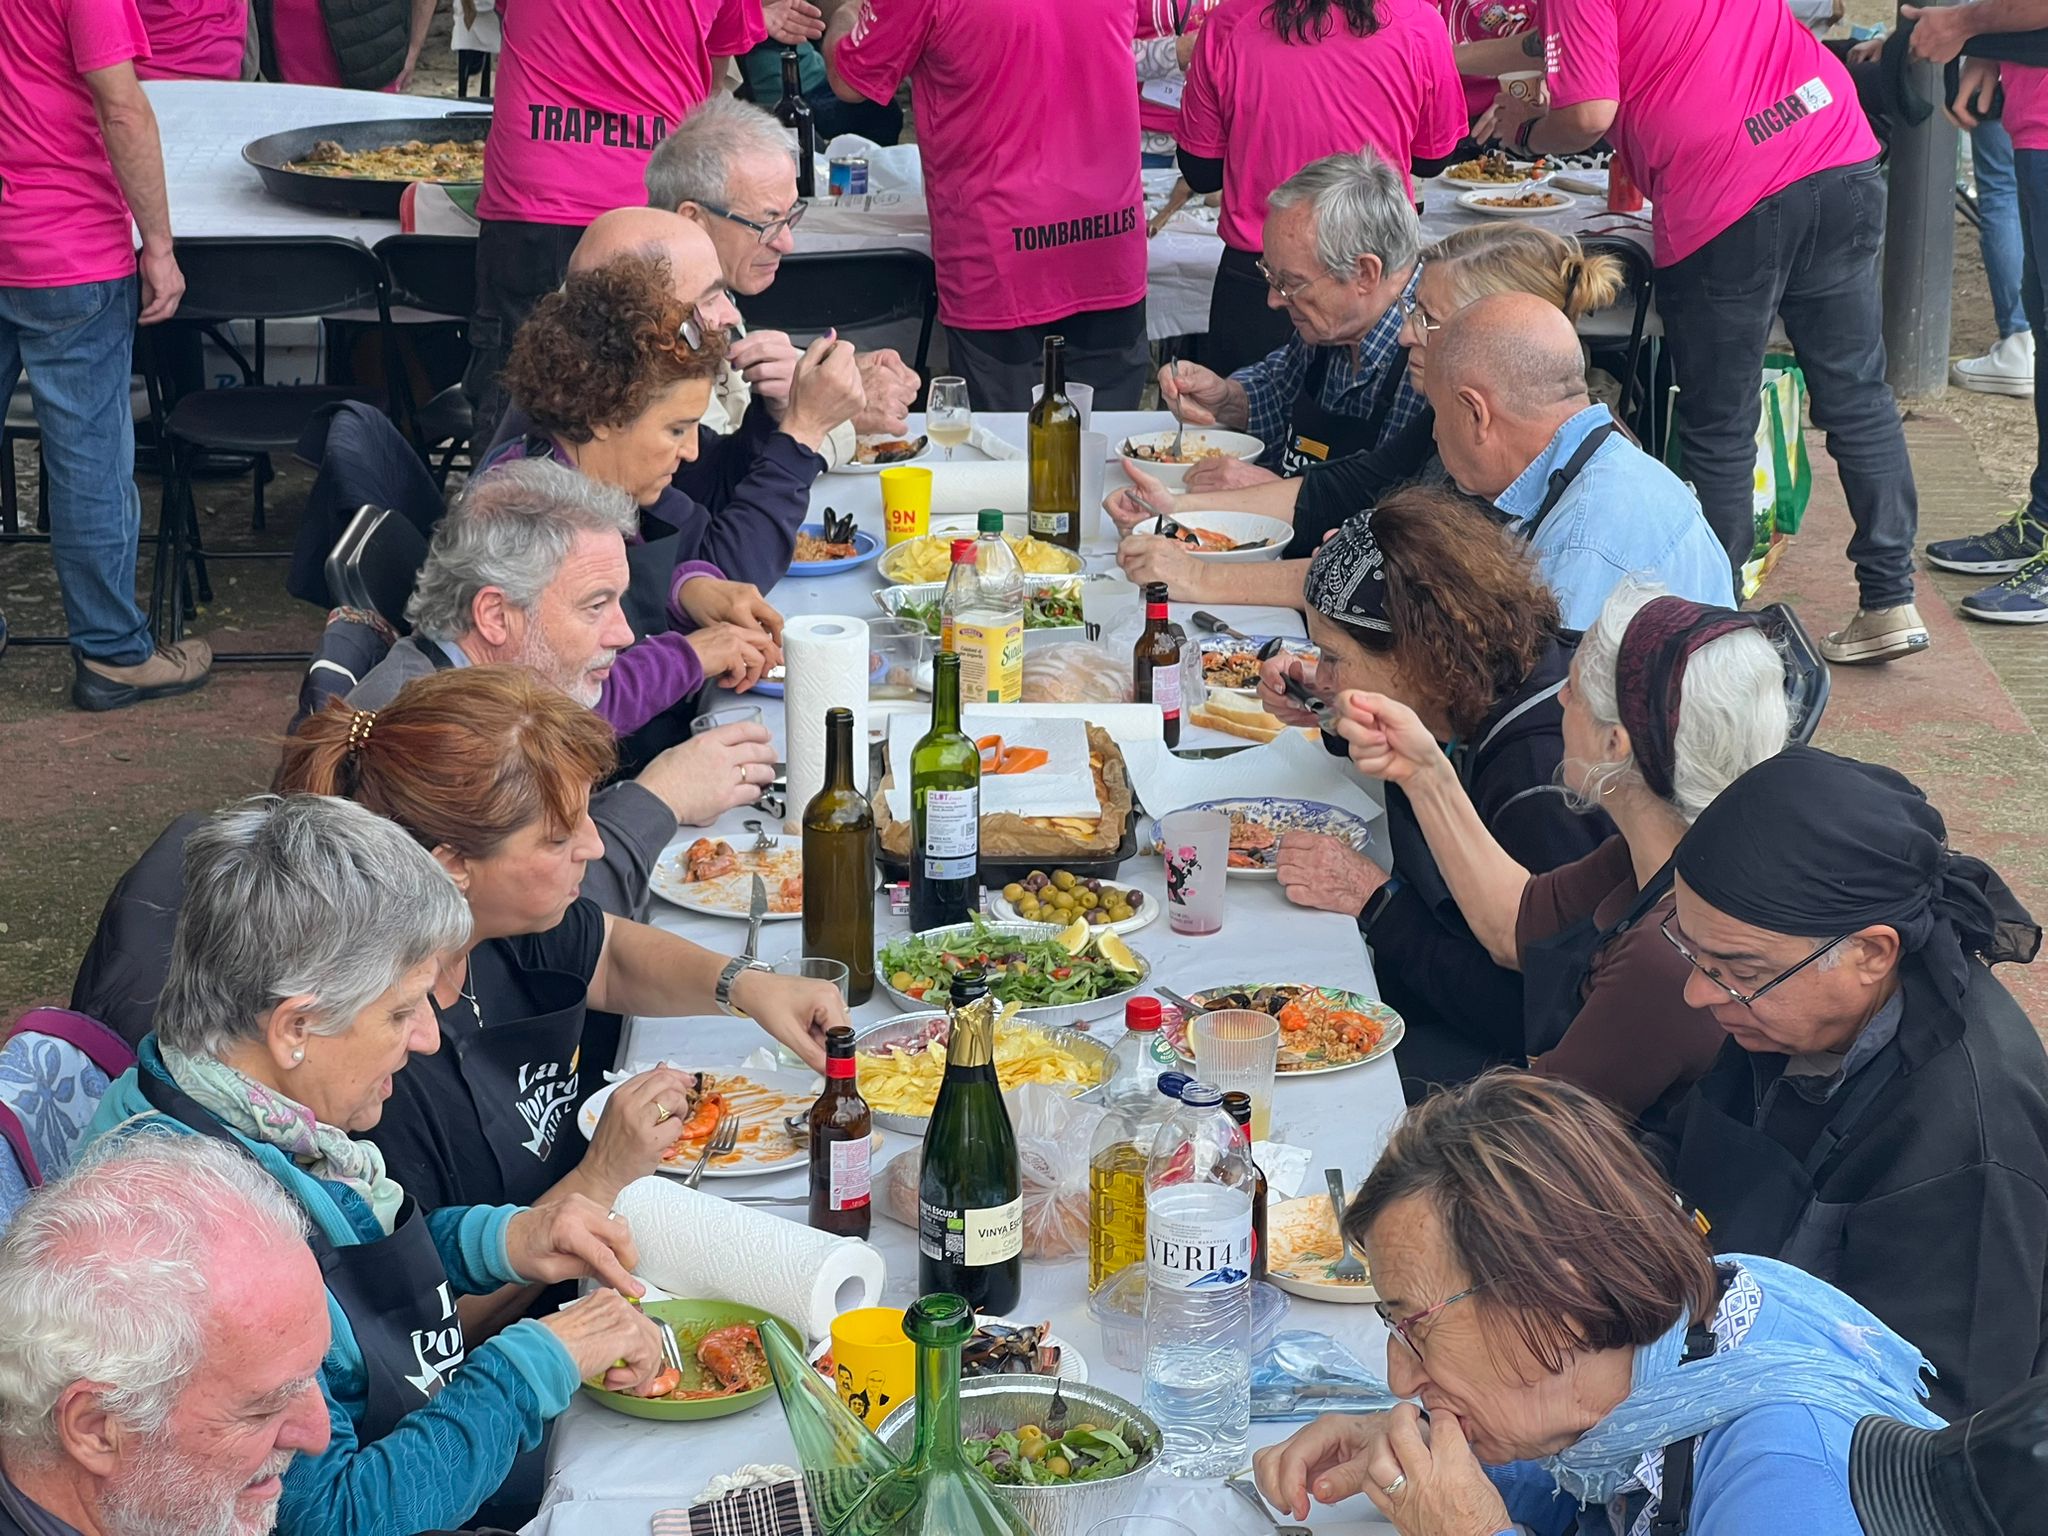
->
[827,1306,914,1429]
[879,466,933,547]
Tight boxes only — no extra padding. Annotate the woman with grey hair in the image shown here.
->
[84,794,671,1536]
[1325,579,1792,1117]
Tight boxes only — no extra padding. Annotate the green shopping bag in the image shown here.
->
[1665,354,1811,600]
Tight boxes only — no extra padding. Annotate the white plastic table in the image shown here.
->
[528,412,1402,1533]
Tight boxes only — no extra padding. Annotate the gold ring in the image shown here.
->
[654,1102,672,1123]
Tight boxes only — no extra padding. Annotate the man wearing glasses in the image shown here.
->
[1649,745,2048,1422]
[1146,149,1428,495]
[646,96,922,470]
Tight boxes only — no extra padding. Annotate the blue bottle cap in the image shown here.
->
[1155,1071,1192,1100]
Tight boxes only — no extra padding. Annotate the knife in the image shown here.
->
[743,874,768,966]
[1191,609,1256,641]
[1156,985,1210,1018]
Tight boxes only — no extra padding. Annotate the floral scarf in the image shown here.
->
[162,1043,406,1233]
[1541,1255,1940,1513]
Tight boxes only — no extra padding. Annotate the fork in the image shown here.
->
[1166,359,1186,462]
[683,1112,738,1189]
[1324,1168,1369,1284]
[1226,1472,1314,1536]
[629,1296,689,1377]
[743,819,778,852]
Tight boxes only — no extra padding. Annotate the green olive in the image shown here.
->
[1077,889,1098,909]
[1052,870,1077,891]
[1002,882,1025,902]
[1046,1455,1072,1477]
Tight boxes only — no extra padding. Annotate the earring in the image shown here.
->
[290,1049,305,1065]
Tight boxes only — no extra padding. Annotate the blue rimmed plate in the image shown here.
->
[1154,796,1375,880]
[751,650,889,699]
[787,525,880,576]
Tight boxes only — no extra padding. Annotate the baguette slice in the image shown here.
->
[1190,691,1287,743]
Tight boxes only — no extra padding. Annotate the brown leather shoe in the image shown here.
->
[72,639,214,712]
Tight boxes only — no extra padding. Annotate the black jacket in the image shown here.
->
[1283,411,1440,559]
[1655,956,2048,1422]
[1362,634,1612,1097]
[257,0,409,89]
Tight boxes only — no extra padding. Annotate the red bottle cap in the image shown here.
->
[1125,996,1162,1031]
[951,538,976,563]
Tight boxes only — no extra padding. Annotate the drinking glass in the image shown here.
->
[868,617,933,701]
[1190,1008,1280,1139]
[774,954,852,1002]
[1159,809,1229,935]
[1033,379,1095,430]
[1089,1521,1194,1536]
[927,377,972,460]
[692,704,764,734]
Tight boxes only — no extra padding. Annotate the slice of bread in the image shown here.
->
[1189,690,1287,743]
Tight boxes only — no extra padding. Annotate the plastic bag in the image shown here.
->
[876,1085,1107,1261]
[1023,643,1132,704]
[1250,1330,1400,1421]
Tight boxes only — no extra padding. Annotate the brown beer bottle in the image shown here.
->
[808,1024,874,1238]
[1222,1090,1268,1283]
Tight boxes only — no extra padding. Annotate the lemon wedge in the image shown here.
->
[1056,919,1092,955]
[1096,932,1141,974]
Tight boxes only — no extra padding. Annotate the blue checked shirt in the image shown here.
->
[1230,263,1427,470]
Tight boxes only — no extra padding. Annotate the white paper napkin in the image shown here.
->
[882,712,1099,821]
[1122,725,1387,828]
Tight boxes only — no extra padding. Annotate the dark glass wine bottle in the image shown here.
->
[802,706,876,1004]
[917,972,1022,1313]
[1224,1089,1268,1283]
[809,1025,873,1238]
[1026,335,1081,552]
[909,651,979,931]
[775,47,818,200]
[1133,581,1184,748]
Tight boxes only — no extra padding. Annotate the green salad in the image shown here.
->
[965,1423,1147,1486]
[879,917,1140,1006]
[894,583,1083,637]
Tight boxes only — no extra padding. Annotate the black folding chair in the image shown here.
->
[734,249,938,375]
[374,233,480,484]
[1580,235,1656,441]
[324,504,428,633]
[1757,601,1831,746]
[146,236,402,659]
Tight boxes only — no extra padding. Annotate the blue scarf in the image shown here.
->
[1541,1255,1940,1505]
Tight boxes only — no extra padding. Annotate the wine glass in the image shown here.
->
[926,376,971,460]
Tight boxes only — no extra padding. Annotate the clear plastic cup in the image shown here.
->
[692,704,764,734]
[867,617,932,700]
[1160,809,1229,935]
[1190,1008,1280,1139]
[773,954,851,1002]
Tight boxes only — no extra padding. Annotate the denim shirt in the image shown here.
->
[1493,405,1736,629]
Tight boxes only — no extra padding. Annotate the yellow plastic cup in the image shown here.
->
[828,1306,914,1428]
[880,466,934,547]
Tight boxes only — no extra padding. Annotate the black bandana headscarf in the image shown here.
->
[1303,512,1392,634]
[1675,745,2040,1004]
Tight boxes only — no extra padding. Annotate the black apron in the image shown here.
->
[1517,420,1620,539]
[137,1066,465,1442]
[1520,861,1676,1060]
[1276,344,1408,478]
[434,960,591,1199]
[1673,1047,1906,1277]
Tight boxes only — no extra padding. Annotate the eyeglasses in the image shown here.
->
[1374,1284,1483,1363]
[676,296,734,354]
[1254,258,1336,304]
[1658,915,1850,1009]
[697,199,807,244]
[1396,292,1442,341]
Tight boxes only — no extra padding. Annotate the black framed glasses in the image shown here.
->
[1658,915,1850,1009]
[1374,1284,1483,1363]
[1254,257,1335,304]
[697,199,807,244]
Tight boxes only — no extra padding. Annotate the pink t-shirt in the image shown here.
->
[271,0,346,84]
[1436,0,1537,122]
[835,0,1146,330]
[1178,0,1466,252]
[477,0,766,227]
[1543,0,1880,266]
[0,0,148,288]
[2001,63,2048,152]
[134,0,242,79]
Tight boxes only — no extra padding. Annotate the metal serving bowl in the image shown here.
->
[873,920,1151,1030]
[874,1376,1159,1536]
[851,1010,1113,1136]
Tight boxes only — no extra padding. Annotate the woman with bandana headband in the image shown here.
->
[1328,580,1790,1120]
[1259,486,1609,1100]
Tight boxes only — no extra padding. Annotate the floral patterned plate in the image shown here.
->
[1152,796,1375,881]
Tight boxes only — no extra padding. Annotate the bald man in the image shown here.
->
[1424,293,1733,628]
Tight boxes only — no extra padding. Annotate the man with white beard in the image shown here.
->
[0,1137,332,1536]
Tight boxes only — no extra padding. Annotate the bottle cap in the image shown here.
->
[824,1025,855,1056]
[1125,996,1162,1032]
[977,508,1004,533]
[950,538,976,564]
[1179,1079,1223,1108]
[1156,1071,1192,1101]
[1221,1089,1253,1126]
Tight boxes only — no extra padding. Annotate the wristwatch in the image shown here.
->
[715,956,764,1017]
[1359,876,1406,935]
[1513,117,1538,153]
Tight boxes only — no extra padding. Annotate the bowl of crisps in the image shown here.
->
[852,1008,1112,1135]
[879,532,1085,586]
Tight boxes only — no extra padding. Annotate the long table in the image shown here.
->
[526,413,1404,1535]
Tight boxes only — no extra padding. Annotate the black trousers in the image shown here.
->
[1203,244,1296,378]
[463,218,586,451]
[943,297,1151,411]
[1655,159,1918,608]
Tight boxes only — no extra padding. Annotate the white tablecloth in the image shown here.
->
[528,411,1401,1534]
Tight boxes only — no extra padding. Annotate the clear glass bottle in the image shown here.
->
[1087,996,1167,1291]
[941,510,1023,703]
[763,1293,1034,1536]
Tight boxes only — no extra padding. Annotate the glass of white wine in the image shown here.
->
[926,376,971,460]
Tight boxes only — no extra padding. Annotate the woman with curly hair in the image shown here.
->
[1259,485,1610,1100]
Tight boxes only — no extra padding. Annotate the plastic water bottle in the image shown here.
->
[1141,1078,1253,1476]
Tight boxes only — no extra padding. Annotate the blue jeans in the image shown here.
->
[2014,148,2048,524]
[1974,118,2026,341]
[0,277,152,663]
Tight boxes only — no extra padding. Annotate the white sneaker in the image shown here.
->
[1951,331,2035,397]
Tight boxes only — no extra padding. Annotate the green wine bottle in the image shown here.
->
[1027,335,1081,553]
[917,971,1022,1313]
[802,705,876,1004]
[908,651,979,932]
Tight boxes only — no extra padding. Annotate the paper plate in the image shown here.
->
[1266,1191,1379,1304]
[580,1300,799,1420]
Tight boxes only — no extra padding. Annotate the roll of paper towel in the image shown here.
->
[928,462,1027,518]
[783,614,870,831]
[615,1176,886,1342]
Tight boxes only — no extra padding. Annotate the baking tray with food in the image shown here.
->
[879,531,1083,586]
[851,1005,1112,1133]
[241,114,491,216]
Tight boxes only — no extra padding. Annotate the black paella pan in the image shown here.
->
[241,113,492,217]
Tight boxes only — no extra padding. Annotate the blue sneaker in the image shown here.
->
[1960,551,2048,623]
[1925,512,2048,574]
